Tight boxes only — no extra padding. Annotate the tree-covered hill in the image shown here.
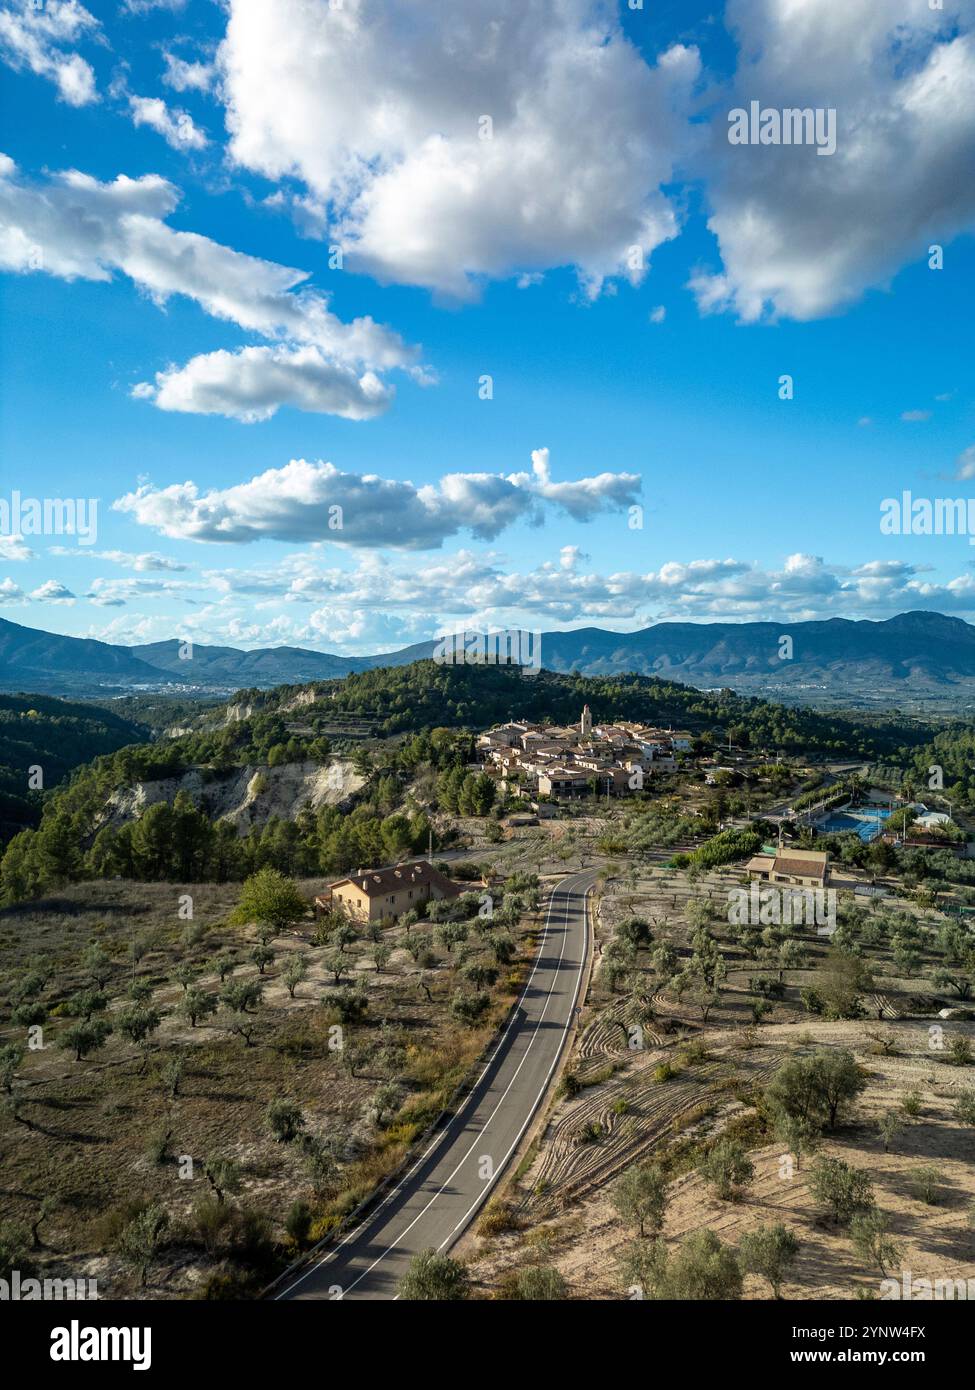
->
[0,660,944,907]
[0,693,148,844]
[259,660,928,758]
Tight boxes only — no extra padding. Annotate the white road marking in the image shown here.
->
[275,872,590,1300]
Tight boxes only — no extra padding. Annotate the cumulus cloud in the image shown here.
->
[134,345,393,422]
[146,547,975,652]
[509,448,641,523]
[128,94,208,151]
[692,0,975,322]
[0,0,99,106]
[0,533,34,561]
[0,577,25,603]
[72,544,975,650]
[217,0,701,299]
[162,50,214,94]
[112,451,642,546]
[0,157,425,419]
[29,579,75,603]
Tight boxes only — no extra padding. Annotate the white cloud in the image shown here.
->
[0,0,98,106]
[509,447,640,523]
[0,577,25,603]
[113,451,642,547]
[121,0,185,13]
[84,576,197,607]
[47,546,187,571]
[692,0,975,322]
[71,544,975,653]
[162,50,214,94]
[901,409,932,422]
[29,579,75,603]
[649,305,667,324]
[134,344,393,422]
[132,546,975,652]
[217,0,701,299]
[0,157,424,419]
[128,94,208,150]
[0,533,34,561]
[956,445,975,480]
[81,613,163,645]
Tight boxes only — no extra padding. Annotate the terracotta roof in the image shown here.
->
[773,855,827,880]
[324,860,461,899]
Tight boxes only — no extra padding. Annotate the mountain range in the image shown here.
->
[2,611,975,708]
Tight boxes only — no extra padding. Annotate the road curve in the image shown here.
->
[275,869,595,1301]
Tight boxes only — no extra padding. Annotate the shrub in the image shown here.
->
[850,1209,901,1277]
[611,1161,667,1237]
[648,1229,742,1300]
[738,1223,800,1298]
[699,1139,755,1201]
[907,1166,941,1206]
[501,1265,568,1300]
[192,1196,236,1255]
[450,990,491,1028]
[285,1199,313,1248]
[399,1249,470,1300]
[321,987,368,1024]
[265,1099,305,1143]
[59,1019,111,1061]
[114,1203,169,1288]
[808,1157,874,1224]
[220,980,263,1013]
[477,1201,523,1236]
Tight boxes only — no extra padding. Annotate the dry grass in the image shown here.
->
[0,875,536,1298]
[459,859,975,1300]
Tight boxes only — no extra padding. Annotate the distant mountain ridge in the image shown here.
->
[1,611,974,703]
[534,613,975,682]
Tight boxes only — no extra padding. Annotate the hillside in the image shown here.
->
[256,660,928,758]
[0,658,937,910]
[0,693,147,845]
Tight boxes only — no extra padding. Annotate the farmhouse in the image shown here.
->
[745,847,830,889]
[315,860,462,924]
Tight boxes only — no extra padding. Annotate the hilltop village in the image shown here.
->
[477,704,692,806]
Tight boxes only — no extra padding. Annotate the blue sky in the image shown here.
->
[1,0,974,654]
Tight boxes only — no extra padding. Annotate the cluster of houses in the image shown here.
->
[477,705,692,805]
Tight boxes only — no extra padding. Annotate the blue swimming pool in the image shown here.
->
[818,808,892,843]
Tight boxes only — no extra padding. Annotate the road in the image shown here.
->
[275,868,595,1301]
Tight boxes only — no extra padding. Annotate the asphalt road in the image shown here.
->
[275,868,595,1301]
